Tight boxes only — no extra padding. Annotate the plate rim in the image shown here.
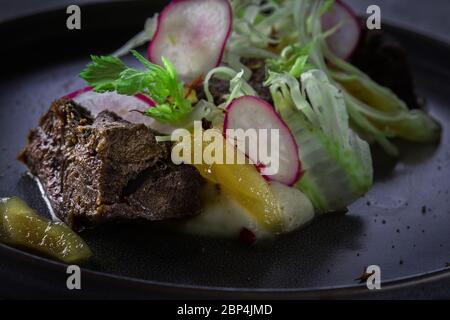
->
[1,241,450,298]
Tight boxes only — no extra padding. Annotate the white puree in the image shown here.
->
[182,182,314,238]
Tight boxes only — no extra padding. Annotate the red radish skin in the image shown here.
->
[224,96,302,186]
[65,87,178,134]
[322,0,361,60]
[148,0,232,82]
[61,87,176,131]
[64,87,178,134]
[64,86,155,107]
[239,227,257,245]
[134,93,156,106]
[63,86,93,100]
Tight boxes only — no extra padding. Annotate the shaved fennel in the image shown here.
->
[228,0,440,155]
[267,69,373,212]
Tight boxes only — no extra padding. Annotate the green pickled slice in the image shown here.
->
[0,197,92,263]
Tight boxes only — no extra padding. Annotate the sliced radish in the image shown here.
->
[224,96,302,186]
[321,0,361,60]
[148,0,232,82]
[63,87,175,134]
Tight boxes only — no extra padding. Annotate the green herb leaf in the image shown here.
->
[319,0,335,16]
[79,51,192,124]
[79,55,127,91]
[266,44,313,78]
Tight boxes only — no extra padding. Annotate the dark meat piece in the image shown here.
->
[351,29,421,109]
[19,99,204,229]
[197,76,229,106]
[198,30,420,110]
[197,58,273,105]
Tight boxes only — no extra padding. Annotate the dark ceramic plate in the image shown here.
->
[0,1,450,299]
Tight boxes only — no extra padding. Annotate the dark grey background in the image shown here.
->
[0,0,449,42]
